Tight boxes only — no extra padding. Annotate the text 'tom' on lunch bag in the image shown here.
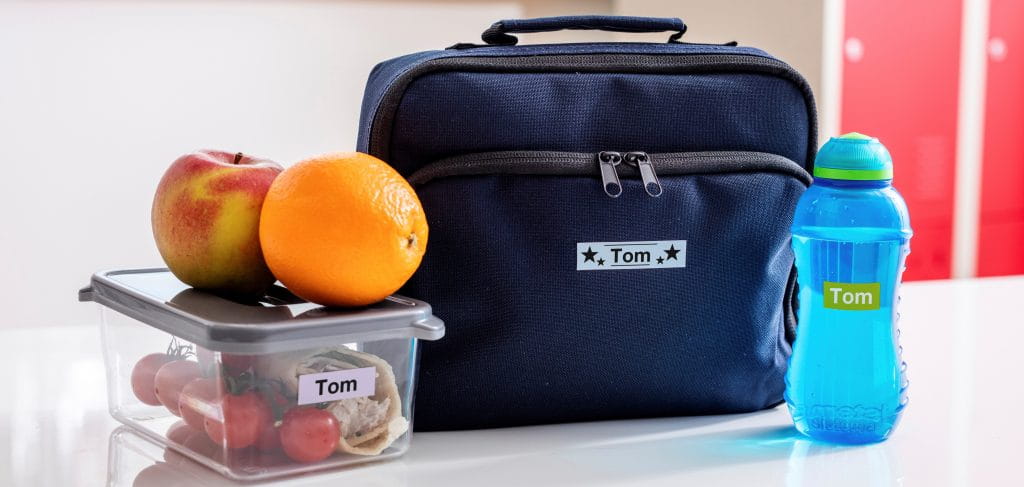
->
[356,15,817,431]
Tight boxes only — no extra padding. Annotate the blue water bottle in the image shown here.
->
[785,133,912,444]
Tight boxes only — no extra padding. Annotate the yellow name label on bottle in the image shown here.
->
[823,282,881,310]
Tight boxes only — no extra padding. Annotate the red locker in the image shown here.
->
[841,0,962,280]
[977,0,1024,276]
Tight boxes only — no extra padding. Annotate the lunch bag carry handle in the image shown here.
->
[481,15,688,45]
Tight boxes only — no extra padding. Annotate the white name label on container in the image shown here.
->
[577,240,687,270]
[297,367,376,405]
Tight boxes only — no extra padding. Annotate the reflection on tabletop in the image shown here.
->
[3,277,1023,485]
[109,426,409,486]
[110,410,901,487]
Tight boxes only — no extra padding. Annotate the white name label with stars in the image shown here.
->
[576,240,687,271]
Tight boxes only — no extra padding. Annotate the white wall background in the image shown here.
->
[0,0,530,328]
[614,0,823,106]
[0,0,823,329]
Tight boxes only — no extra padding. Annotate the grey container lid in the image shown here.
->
[80,268,444,354]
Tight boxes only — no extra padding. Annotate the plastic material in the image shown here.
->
[786,136,912,444]
[82,268,444,480]
[82,269,443,354]
[812,133,894,180]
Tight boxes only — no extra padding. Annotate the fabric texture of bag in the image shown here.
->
[356,15,817,431]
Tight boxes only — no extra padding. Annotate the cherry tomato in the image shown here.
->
[255,419,281,452]
[204,392,271,449]
[279,407,340,463]
[154,360,202,416]
[255,386,290,419]
[197,346,253,376]
[166,421,194,445]
[133,462,190,487]
[131,353,179,406]
[166,421,219,463]
[178,377,220,430]
[252,386,288,451]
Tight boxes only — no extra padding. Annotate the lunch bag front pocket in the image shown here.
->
[405,150,811,431]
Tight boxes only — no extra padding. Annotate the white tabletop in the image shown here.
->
[2,277,1022,486]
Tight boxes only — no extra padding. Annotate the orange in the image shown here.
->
[258,152,428,307]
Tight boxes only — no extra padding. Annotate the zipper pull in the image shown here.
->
[597,151,623,197]
[624,151,663,197]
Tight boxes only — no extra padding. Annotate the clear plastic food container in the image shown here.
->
[80,268,444,481]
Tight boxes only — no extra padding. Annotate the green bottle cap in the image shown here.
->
[813,132,894,180]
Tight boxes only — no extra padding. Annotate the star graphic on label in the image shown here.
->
[657,256,665,264]
[582,247,598,262]
[664,245,680,260]
[597,258,605,266]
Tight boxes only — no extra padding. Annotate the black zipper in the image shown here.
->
[407,148,807,343]
[623,151,663,197]
[407,150,812,196]
[365,54,817,168]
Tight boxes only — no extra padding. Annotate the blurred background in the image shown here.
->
[1,0,1020,329]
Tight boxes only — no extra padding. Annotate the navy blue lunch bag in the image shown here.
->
[356,16,817,431]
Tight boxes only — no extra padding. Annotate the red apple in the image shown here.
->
[152,150,282,298]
